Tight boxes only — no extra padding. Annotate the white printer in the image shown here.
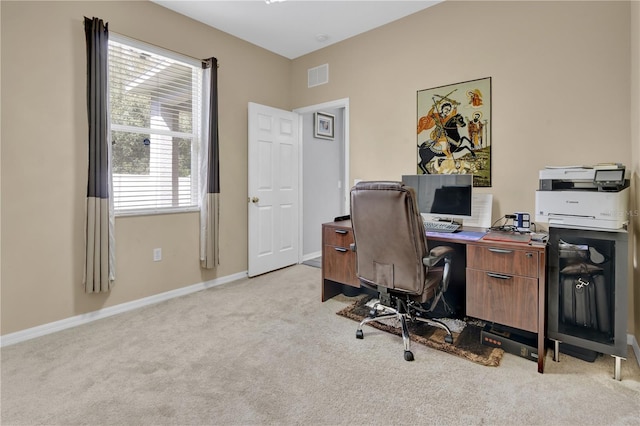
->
[535,165,630,230]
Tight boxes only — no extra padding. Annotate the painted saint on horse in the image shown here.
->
[416,92,461,159]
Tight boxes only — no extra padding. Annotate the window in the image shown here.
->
[108,34,204,214]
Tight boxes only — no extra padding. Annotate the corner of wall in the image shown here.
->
[630,0,640,348]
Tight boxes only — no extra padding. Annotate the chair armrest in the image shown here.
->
[423,245,454,295]
[422,245,454,267]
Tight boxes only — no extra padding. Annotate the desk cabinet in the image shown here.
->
[321,221,359,301]
[465,241,547,373]
[466,244,540,333]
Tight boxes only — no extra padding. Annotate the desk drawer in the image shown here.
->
[467,244,539,278]
[323,245,359,287]
[323,226,354,247]
[466,268,538,333]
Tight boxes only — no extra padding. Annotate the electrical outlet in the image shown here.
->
[153,248,162,262]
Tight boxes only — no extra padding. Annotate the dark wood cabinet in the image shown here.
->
[466,244,541,333]
[464,241,547,372]
[321,220,359,301]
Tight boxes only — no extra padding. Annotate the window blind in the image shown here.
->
[108,34,203,215]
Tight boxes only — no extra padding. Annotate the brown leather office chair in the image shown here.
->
[350,181,454,361]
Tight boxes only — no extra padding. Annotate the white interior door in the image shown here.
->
[248,102,300,277]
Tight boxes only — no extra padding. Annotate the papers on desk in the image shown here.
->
[463,194,493,229]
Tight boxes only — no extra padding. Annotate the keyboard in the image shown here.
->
[423,220,460,233]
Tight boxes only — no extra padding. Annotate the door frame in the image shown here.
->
[293,98,350,264]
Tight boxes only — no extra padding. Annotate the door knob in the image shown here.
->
[251,197,259,203]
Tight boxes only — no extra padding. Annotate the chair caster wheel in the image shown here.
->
[404,350,414,361]
[356,329,364,339]
[445,334,453,344]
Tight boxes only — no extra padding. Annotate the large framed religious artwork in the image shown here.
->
[416,77,491,187]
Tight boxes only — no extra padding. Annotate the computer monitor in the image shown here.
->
[402,174,473,223]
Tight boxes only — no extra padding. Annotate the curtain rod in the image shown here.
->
[108,27,219,68]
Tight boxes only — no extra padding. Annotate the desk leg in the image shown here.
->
[322,279,343,302]
[537,334,546,374]
[537,250,546,374]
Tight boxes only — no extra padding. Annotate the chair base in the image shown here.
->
[355,300,453,361]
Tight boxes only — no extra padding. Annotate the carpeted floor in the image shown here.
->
[2,264,639,425]
[337,296,503,367]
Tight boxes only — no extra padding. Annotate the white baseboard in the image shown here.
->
[302,251,322,262]
[629,334,640,367]
[0,271,248,348]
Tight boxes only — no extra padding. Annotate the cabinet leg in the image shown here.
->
[612,355,625,381]
[551,339,561,362]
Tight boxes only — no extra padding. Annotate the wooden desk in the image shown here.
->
[321,221,548,374]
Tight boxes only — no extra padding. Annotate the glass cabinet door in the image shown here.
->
[547,226,627,357]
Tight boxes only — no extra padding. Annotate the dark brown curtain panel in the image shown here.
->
[83,17,114,292]
[200,57,220,269]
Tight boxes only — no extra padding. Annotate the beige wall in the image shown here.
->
[2,0,638,338]
[291,1,636,334]
[1,1,291,334]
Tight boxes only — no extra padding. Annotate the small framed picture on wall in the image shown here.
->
[314,111,335,140]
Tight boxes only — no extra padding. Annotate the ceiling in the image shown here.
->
[151,0,443,59]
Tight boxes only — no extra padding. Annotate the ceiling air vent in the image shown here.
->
[308,64,329,88]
